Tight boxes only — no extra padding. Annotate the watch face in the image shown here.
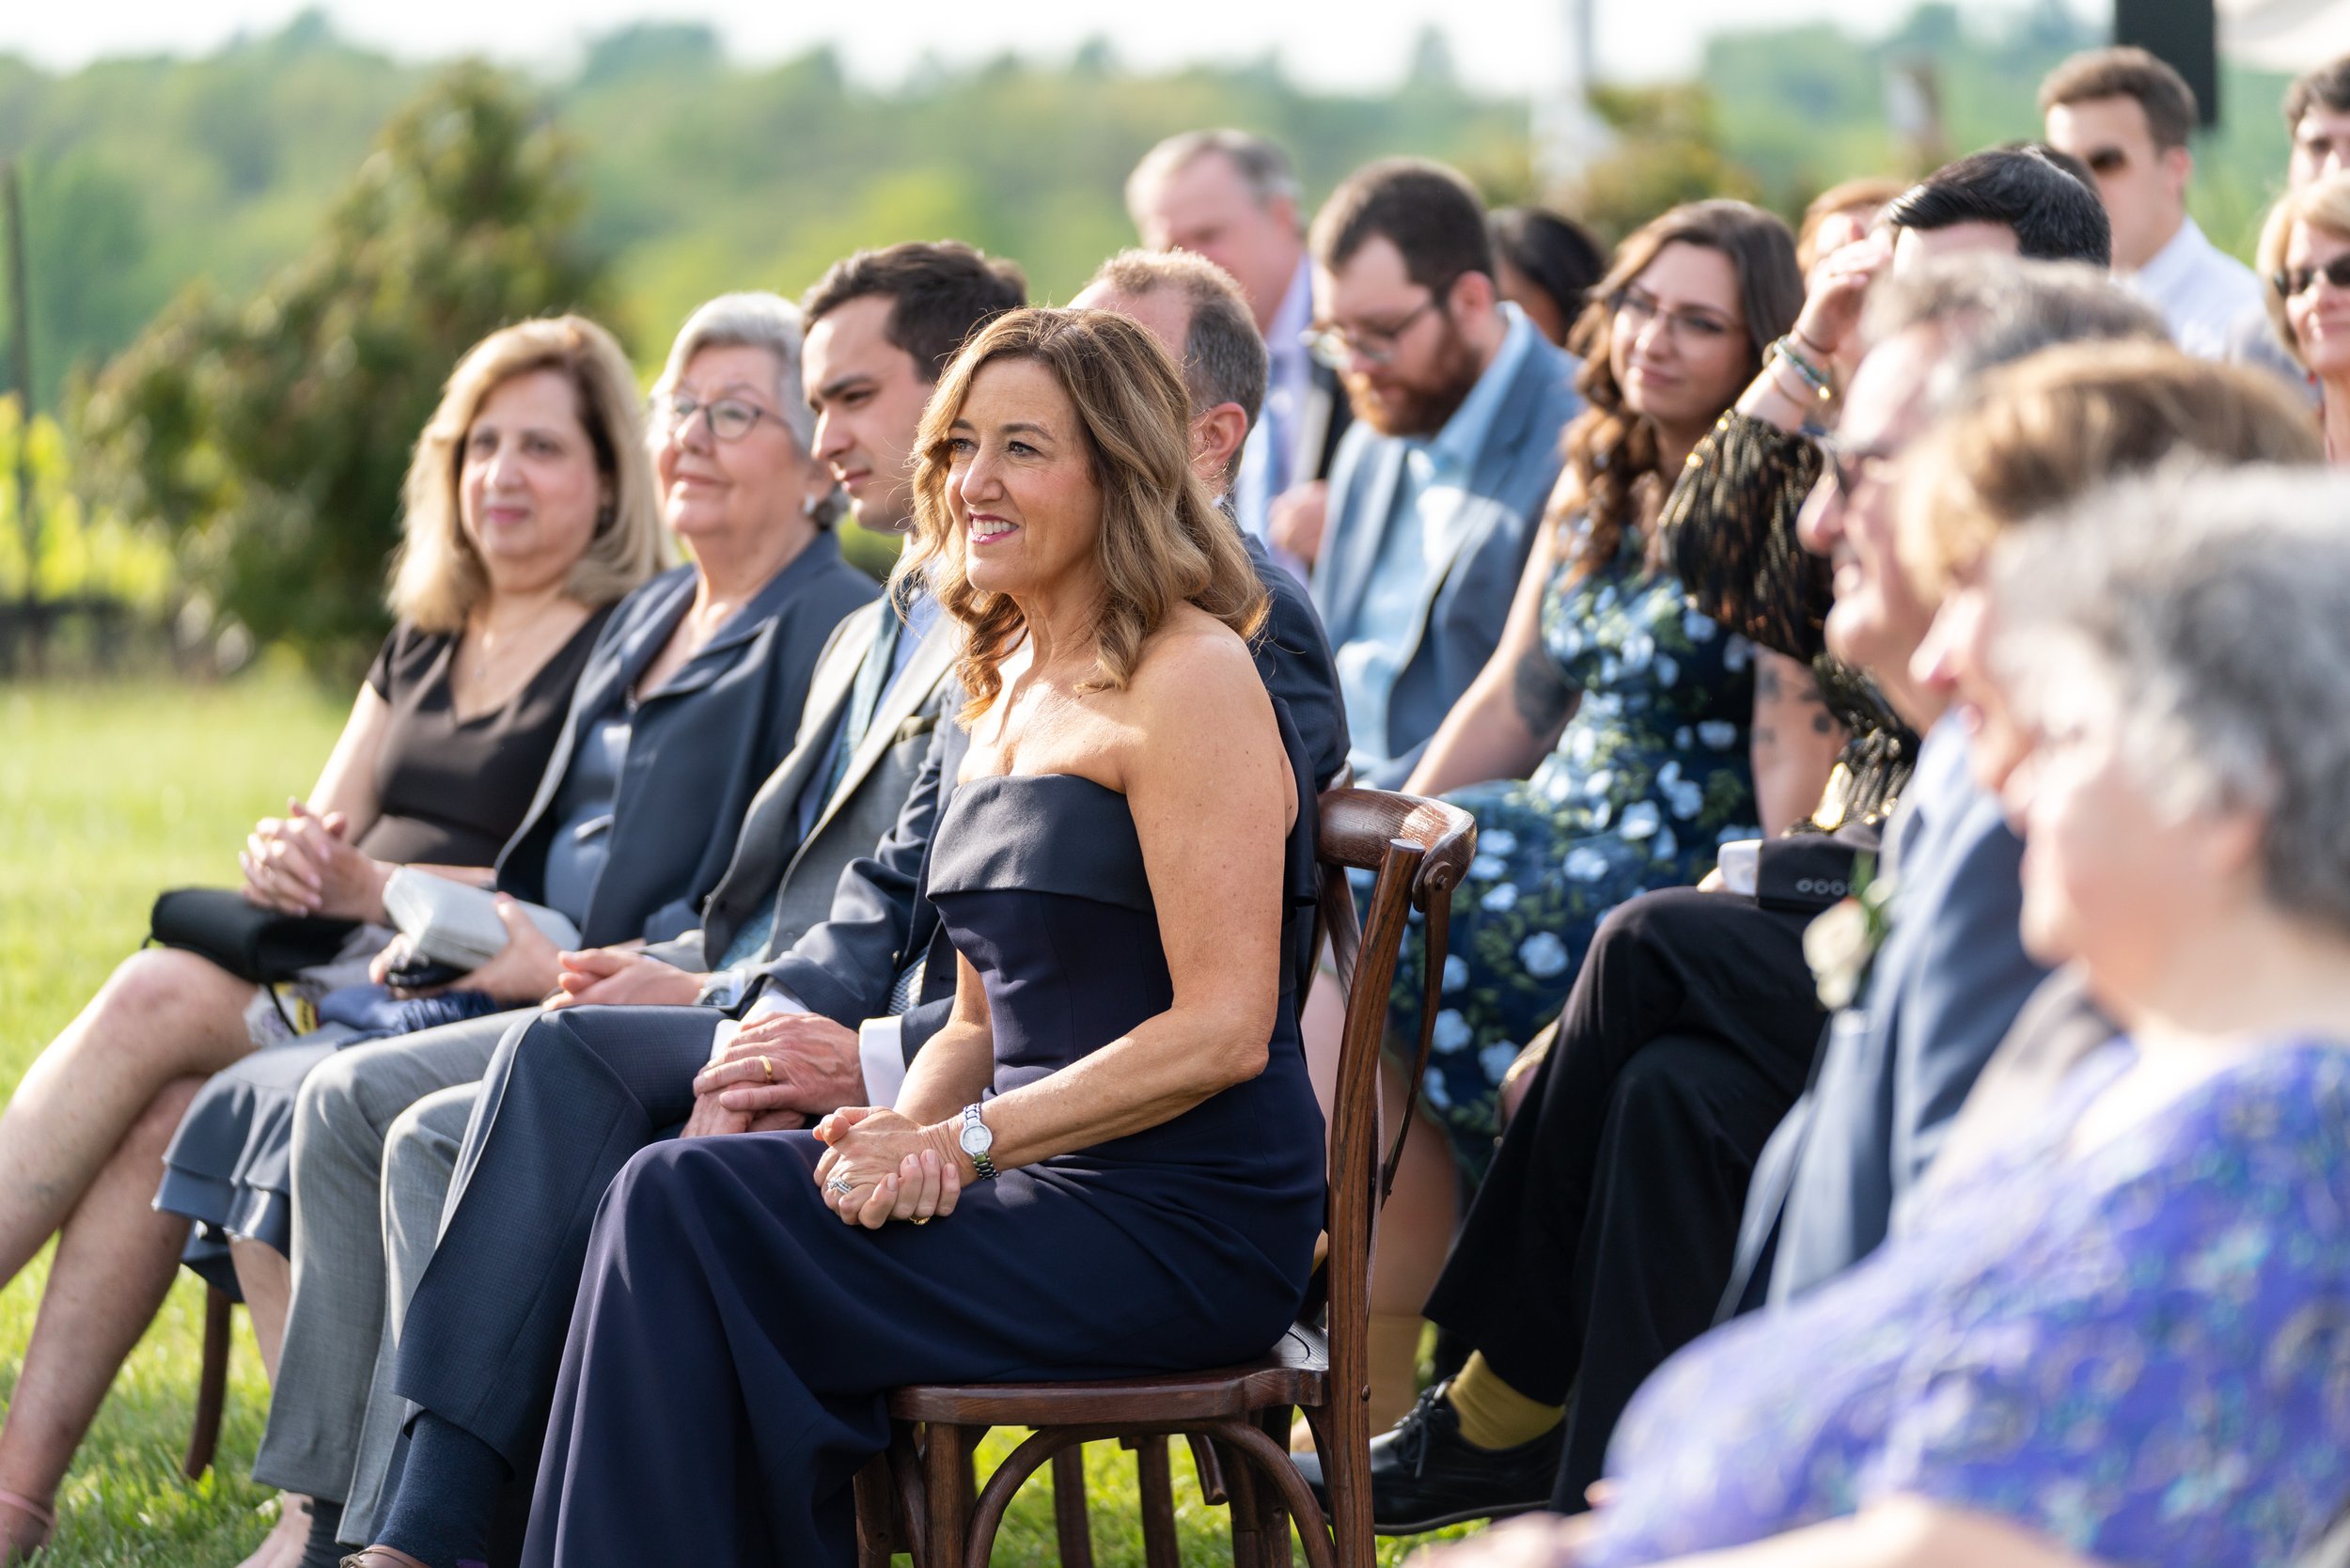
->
[960,1114,992,1154]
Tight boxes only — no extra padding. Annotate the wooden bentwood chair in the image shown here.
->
[853,784,1477,1568]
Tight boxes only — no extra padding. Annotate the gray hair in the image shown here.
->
[1860,254,2170,416]
[1126,129,1302,227]
[652,291,821,452]
[1989,464,2350,933]
[651,291,842,525]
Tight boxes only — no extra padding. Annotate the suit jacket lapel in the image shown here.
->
[1326,440,1406,638]
[805,617,960,843]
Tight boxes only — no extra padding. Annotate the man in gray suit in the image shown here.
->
[1305,158,1582,788]
[1720,256,2168,1315]
[260,243,1026,1568]
[329,256,1351,1568]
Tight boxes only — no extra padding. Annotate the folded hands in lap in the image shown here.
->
[550,947,703,1010]
[813,1106,963,1229]
[241,798,390,920]
[680,1011,867,1137]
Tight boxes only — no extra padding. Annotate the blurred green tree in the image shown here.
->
[76,64,610,678]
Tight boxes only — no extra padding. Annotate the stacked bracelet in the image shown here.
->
[1771,337,1834,400]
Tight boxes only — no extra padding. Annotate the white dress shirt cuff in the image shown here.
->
[858,1016,908,1108]
[739,983,811,1025]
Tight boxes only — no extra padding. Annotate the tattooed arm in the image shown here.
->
[1404,486,1580,799]
[1752,649,1847,837]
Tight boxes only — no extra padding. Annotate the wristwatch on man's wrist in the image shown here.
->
[959,1102,997,1180]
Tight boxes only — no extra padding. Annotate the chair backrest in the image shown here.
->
[1308,787,1476,1549]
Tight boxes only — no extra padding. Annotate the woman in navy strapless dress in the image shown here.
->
[523,307,1327,1566]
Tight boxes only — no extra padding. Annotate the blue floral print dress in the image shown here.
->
[1583,1040,2350,1568]
[1391,527,1757,1178]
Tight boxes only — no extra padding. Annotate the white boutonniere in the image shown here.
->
[1803,854,1895,1011]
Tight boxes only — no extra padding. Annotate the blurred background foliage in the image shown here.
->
[0,2,2305,673]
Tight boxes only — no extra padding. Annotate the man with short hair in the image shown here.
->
[1306,157,1581,789]
[2040,46,2282,368]
[1722,259,2171,1318]
[1297,256,2167,1534]
[333,250,1348,1568]
[1128,130,1350,568]
[2287,56,2350,188]
[1879,144,2112,268]
[321,243,1026,1568]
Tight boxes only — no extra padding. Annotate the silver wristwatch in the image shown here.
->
[959,1102,997,1180]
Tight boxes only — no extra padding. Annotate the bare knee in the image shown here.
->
[90,949,256,1060]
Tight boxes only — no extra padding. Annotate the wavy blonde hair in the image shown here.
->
[388,316,665,632]
[893,307,1267,725]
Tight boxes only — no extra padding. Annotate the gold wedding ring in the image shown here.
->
[760,1055,775,1083]
[913,1216,930,1226]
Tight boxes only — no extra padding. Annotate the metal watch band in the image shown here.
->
[961,1102,997,1180]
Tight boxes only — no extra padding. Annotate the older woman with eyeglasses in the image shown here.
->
[152,291,878,1568]
[2259,170,2350,459]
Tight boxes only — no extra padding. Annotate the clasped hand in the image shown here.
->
[811,1106,963,1229]
[241,798,389,920]
[678,1011,866,1137]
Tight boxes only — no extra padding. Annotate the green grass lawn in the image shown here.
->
[0,676,1474,1565]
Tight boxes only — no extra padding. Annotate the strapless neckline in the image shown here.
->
[953,772,1123,798]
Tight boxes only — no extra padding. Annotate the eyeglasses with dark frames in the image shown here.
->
[1611,287,1738,345]
[1817,435,1898,501]
[1304,295,1440,368]
[654,392,785,443]
[2273,254,2350,300]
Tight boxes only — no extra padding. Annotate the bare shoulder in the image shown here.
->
[1122,604,1273,729]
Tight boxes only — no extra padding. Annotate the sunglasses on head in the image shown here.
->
[2274,255,2350,298]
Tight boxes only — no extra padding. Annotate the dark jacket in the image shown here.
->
[1721,718,2051,1314]
[496,539,878,948]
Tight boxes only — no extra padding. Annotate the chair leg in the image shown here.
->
[1132,1434,1180,1568]
[854,1454,901,1567]
[922,1423,969,1568]
[181,1287,233,1480]
[1049,1444,1093,1568]
[1217,1437,1265,1568]
[1251,1408,1296,1568]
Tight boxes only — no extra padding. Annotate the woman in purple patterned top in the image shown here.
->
[1417,466,2350,1568]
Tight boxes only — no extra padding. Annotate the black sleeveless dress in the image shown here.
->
[524,774,1326,1567]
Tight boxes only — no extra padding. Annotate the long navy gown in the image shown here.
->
[523,772,1327,1566]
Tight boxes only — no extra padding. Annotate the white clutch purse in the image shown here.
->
[381,869,582,971]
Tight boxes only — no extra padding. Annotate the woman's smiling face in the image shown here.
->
[945,355,1104,604]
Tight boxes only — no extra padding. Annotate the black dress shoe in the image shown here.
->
[1292,1383,1564,1535]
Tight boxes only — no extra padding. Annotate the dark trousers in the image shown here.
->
[525,1130,1311,1566]
[1422,887,1824,1511]
[392,1005,724,1466]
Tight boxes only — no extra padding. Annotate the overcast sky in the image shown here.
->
[3,0,2104,89]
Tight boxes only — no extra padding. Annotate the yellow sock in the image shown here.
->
[1447,1352,1563,1450]
[1367,1312,1429,1433]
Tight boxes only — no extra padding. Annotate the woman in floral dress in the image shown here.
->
[1312,202,1810,1420]
[1390,200,1807,1179]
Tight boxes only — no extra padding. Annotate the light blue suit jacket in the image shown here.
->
[1309,327,1582,787]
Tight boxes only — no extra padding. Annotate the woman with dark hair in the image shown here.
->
[1490,205,1607,348]
[1298,199,1803,1429]
[467,306,1325,1568]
